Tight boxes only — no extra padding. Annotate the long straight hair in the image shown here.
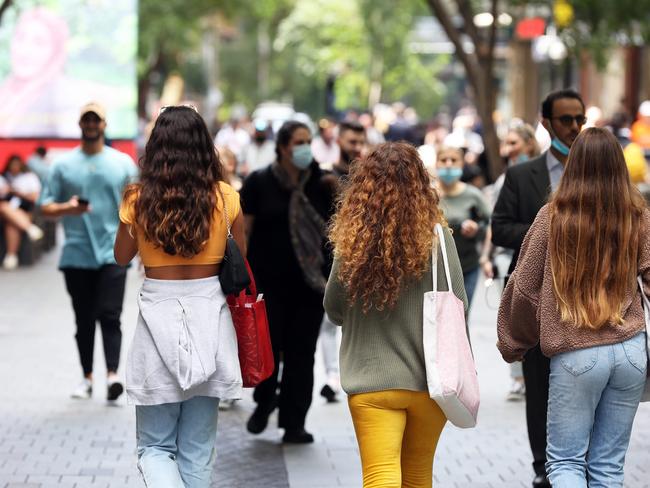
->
[549,127,646,329]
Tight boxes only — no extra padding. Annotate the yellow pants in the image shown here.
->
[348,389,446,488]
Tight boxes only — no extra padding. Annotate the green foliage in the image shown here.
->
[558,0,650,68]
[138,0,650,118]
[273,0,448,116]
[507,0,650,68]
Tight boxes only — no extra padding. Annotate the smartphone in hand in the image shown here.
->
[77,197,90,207]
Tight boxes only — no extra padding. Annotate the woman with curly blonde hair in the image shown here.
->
[324,142,468,488]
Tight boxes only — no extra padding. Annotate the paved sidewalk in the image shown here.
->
[1,243,650,487]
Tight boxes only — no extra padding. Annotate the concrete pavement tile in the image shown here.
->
[0,475,28,485]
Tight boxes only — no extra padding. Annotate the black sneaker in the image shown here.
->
[320,384,338,403]
[282,428,314,444]
[107,380,124,401]
[246,398,278,434]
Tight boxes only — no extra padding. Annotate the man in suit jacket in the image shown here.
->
[492,89,586,488]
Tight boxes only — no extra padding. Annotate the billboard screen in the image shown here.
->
[0,0,137,139]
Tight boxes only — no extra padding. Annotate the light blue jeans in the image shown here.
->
[136,396,220,488]
[546,332,647,488]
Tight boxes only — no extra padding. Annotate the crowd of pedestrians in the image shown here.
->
[6,89,650,488]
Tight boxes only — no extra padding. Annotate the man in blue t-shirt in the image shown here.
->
[41,102,137,401]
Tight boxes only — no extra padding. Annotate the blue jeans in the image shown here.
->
[463,267,480,309]
[136,396,220,488]
[546,333,647,488]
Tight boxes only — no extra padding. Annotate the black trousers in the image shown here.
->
[253,289,324,431]
[63,265,127,376]
[522,344,551,476]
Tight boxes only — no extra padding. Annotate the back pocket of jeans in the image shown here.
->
[559,347,599,376]
[622,334,648,374]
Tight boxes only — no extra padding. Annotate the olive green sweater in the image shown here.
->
[323,227,469,395]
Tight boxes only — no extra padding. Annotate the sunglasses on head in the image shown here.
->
[552,115,587,127]
[158,104,199,115]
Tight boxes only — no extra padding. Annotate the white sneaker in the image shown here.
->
[71,379,93,399]
[506,379,526,402]
[26,224,44,241]
[2,254,18,270]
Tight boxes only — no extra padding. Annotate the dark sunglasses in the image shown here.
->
[552,115,587,127]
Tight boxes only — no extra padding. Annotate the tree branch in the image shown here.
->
[426,0,481,93]
[486,0,498,70]
[456,0,480,47]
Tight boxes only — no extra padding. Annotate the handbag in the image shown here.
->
[634,276,650,402]
[227,260,275,387]
[423,223,480,428]
[218,187,251,295]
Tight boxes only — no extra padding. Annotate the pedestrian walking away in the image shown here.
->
[40,102,136,401]
[497,127,649,488]
[324,142,469,487]
[491,89,586,488]
[114,105,244,487]
[240,120,335,444]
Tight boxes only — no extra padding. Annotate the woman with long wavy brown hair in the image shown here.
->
[114,106,246,488]
[498,127,650,487]
[324,142,468,487]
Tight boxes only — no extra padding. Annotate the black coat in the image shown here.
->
[491,153,551,275]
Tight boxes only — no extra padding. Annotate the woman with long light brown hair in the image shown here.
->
[324,142,468,487]
[498,127,650,487]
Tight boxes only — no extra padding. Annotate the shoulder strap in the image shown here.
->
[216,183,233,238]
[434,223,452,290]
[432,228,438,292]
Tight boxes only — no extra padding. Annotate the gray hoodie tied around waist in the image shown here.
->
[126,276,242,406]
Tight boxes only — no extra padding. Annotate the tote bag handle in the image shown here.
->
[432,223,452,293]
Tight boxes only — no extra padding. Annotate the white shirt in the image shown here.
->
[0,175,8,197]
[242,140,276,173]
[546,151,564,192]
[311,137,340,166]
[215,125,251,162]
[7,172,41,195]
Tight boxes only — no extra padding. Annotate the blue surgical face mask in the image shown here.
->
[291,144,313,169]
[551,137,570,156]
[437,167,463,185]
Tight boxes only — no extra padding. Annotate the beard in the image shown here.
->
[81,129,102,142]
[340,149,355,164]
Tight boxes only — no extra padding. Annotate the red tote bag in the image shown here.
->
[226,260,274,387]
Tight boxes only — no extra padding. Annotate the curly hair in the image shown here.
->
[329,142,446,312]
[124,106,224,258]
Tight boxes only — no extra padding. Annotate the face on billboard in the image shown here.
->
[11,17,60,80]
[0,0,137,140]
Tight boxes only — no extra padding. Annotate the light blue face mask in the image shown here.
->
[437,167,463,185]
[291,144,313,169]
[551,137,570,156]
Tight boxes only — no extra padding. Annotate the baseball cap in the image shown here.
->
[79,102,107,121]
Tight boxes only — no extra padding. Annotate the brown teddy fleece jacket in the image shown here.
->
[497,204,650,363]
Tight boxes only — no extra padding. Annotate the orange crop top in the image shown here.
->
[118,181,241,267]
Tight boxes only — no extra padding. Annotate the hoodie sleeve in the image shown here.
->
[497,206,549,362]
